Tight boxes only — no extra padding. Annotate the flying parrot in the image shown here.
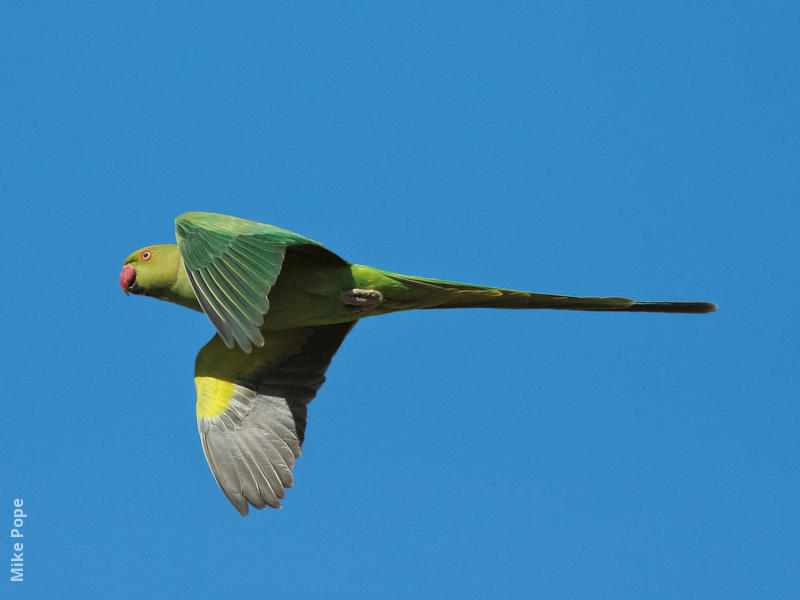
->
[120,212,716,515]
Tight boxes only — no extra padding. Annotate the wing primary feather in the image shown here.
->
[214,259,270,314]
[245,394,298,430]
[188,270,228,325]
[201,432,248,515]
[226,436,264,509]
[196,268,257,351]
[204,263,257,322]
[262,428,298,471]
[230,240,285,274]
[231,436,275,509]
[188,272,236,349]
[190,269,229,324]
[244,422,295,476]
[226,245,278,279]
[224,250,271,287]
[258,413,301,454]
[241,431,286,500]
[259,442,294,488]
[237,451,275,509]
[204,263,264,340]
[198,266,248,324]
[259,436,295,487]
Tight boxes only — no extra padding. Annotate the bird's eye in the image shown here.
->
[140,250,152,261]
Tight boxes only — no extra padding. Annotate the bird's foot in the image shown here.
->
[339,288,384,314]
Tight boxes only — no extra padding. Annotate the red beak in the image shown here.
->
[120,265,136,295]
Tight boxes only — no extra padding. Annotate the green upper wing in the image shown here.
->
[175,212,328,352]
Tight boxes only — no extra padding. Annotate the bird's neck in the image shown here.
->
[159,254,203,312]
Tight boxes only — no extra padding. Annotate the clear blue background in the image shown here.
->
[3,3,797,598]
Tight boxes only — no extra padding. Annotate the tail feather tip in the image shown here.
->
[628,301,717,314]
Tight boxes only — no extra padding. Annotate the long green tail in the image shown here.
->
[382,272,716,314]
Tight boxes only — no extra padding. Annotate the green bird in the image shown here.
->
[120,211,716,515]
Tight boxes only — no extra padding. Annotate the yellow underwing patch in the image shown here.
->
[195,377,236,419]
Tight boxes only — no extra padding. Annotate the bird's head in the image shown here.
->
[120,244,183,298]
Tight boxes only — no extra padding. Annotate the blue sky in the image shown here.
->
[2,3,797,598]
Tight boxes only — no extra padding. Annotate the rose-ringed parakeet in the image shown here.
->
[120,212,716,515]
